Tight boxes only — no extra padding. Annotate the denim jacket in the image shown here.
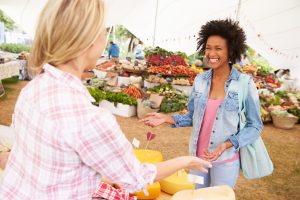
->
[172,67,263,162]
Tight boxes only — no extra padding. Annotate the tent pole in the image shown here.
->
[103,26,112,55]
[152,0,159,46]
[113,26,116,43]
[235,0,242,21]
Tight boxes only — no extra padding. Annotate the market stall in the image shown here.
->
[0,61,19,80]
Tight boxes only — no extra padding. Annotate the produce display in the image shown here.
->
[87,45,299,129]
[122,60,147,74]
[123,85,142,99]
[147,65,197,85]
[87,86,137,106]
[147,54,188,66]
[144,46,188,66]
[147,84,188,113]
[145,75,168,84]
[259,89,300,124]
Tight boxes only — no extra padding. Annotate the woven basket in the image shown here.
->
[271,113,298,129]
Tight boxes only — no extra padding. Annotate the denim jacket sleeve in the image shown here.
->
[171,81,196,127]
[228,77,264,150]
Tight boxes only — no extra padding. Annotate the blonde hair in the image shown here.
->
[29,0,105,74]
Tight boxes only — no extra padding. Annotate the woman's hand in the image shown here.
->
[203,144,227,161]
[183,156,212,173]
[154,156,212,181]
[139,112,168,127]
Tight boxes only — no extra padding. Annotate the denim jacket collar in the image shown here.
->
[203,65,240,81]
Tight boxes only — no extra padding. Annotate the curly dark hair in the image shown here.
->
[197,19,246,63]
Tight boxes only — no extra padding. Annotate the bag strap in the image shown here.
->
[238,73,250,130]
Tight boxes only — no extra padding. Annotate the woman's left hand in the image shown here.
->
[203,143,227,161]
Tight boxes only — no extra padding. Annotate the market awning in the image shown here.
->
[1,0,300,69]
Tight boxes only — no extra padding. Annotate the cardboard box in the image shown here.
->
[144,80,160,89]
[117,76,130,86]
[172,85,192,96]
[93,69,107,79]
[99,100,136,117]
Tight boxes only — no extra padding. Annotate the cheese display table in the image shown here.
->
[0,61,19,80]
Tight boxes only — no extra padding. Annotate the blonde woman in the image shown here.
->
[0,1,210,199]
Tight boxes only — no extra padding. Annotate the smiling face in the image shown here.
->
[205,35,229,70]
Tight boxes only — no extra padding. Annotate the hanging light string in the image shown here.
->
[241,14,299,60]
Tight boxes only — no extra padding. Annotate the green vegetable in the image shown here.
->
[148,84,188,113]
[87,87,137,106]
[275,90,288,99]
[287,108,300,123]
[160,98,186,113]
[271,95,282,105]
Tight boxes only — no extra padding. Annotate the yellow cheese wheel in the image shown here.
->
[134,182,161,200]
[171,185,235,200]
[133,149,163,199]
[160,169,194,195]
[133,149,163,164]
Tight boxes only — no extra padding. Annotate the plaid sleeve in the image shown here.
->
[92,182,137,200]
[74,108,157,193]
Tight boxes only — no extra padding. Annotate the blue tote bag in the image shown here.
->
[238,74,273,179]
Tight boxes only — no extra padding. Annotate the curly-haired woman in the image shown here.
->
[141,19,263,188]
[0,1,211,199]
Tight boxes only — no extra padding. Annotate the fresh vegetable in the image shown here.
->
[87,87,137,106]
[123,85,142,99]
[287,108,300,123]
[148,84,188,113]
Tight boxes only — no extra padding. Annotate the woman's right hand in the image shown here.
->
[139,112,169,127]
[154,156,211,181]
[183,156,212,173]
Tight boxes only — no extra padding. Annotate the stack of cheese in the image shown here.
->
[133,149,163,199]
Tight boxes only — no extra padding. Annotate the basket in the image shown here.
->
[271,112,298,129]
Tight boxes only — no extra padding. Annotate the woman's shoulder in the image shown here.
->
[195,69,212,81]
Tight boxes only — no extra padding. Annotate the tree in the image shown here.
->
[115,25,138,53]
[0,9,15,30]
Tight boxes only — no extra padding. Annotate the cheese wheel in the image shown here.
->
[172,185,235,200]
[133,149,163,199]
[133,149,163,164]
[160,170,194,195]
[134,182,161,200]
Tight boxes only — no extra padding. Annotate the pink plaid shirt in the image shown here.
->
[0,64,156,199]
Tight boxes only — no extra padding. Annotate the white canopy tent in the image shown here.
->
[1,0,300,71]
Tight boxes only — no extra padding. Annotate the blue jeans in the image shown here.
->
[190,159,240,189]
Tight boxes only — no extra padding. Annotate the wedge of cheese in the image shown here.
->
[133,149,163,164]
[134,182,161,200]
[172,185,235,200]
[160,169,194,195]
